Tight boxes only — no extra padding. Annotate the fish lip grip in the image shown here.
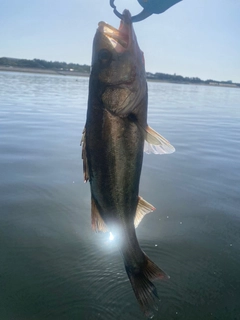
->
[110,0,125,20]
[110,0,182,22]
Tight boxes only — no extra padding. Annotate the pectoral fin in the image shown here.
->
[134,196,156,228]
[91,197,108,233]
[80,127,89,182]
[142,125,175,155]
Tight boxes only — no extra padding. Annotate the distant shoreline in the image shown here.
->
[0,66,89,77]
[0,66,239,88]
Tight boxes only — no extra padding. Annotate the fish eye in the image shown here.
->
[98,49,112,64]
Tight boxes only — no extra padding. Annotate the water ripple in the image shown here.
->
[1,71,240,320]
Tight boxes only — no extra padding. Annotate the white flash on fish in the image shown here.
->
[109,232,114,241]
[103,25,115,34]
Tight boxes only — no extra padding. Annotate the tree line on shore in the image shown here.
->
[0,57,239,86]
[146,72,239,86]
[0,57,90,74]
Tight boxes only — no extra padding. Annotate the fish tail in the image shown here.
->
[125,253,169,318]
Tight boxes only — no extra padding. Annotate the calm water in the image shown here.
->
[0,71,240,320]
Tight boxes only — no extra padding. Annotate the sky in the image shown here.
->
[0,0,240,82]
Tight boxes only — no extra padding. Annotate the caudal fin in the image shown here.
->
[125,254,169,318]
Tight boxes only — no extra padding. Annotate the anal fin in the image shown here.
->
[91,197,108,233]
[134,196,156,228]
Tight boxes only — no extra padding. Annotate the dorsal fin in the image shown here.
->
[80,127,89,182]
[91,197,108,232]
[134,196,156,228]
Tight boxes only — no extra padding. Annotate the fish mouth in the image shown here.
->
[98,9,132,51]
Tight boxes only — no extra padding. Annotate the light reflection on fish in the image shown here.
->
[81,9,175,318]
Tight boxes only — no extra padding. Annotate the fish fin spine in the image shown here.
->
[134,196,155,228]
[91,197,108,232]
[125,254,169,318]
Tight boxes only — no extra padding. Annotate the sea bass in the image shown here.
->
[82,10,175,317]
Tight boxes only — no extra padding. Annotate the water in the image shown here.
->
[0,71,240,320]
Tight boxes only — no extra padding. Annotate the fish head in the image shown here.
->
[91,10,147,114]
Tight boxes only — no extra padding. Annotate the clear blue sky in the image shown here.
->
[1,0,240,82]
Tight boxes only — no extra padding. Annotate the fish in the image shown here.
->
[81,9,175,318]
